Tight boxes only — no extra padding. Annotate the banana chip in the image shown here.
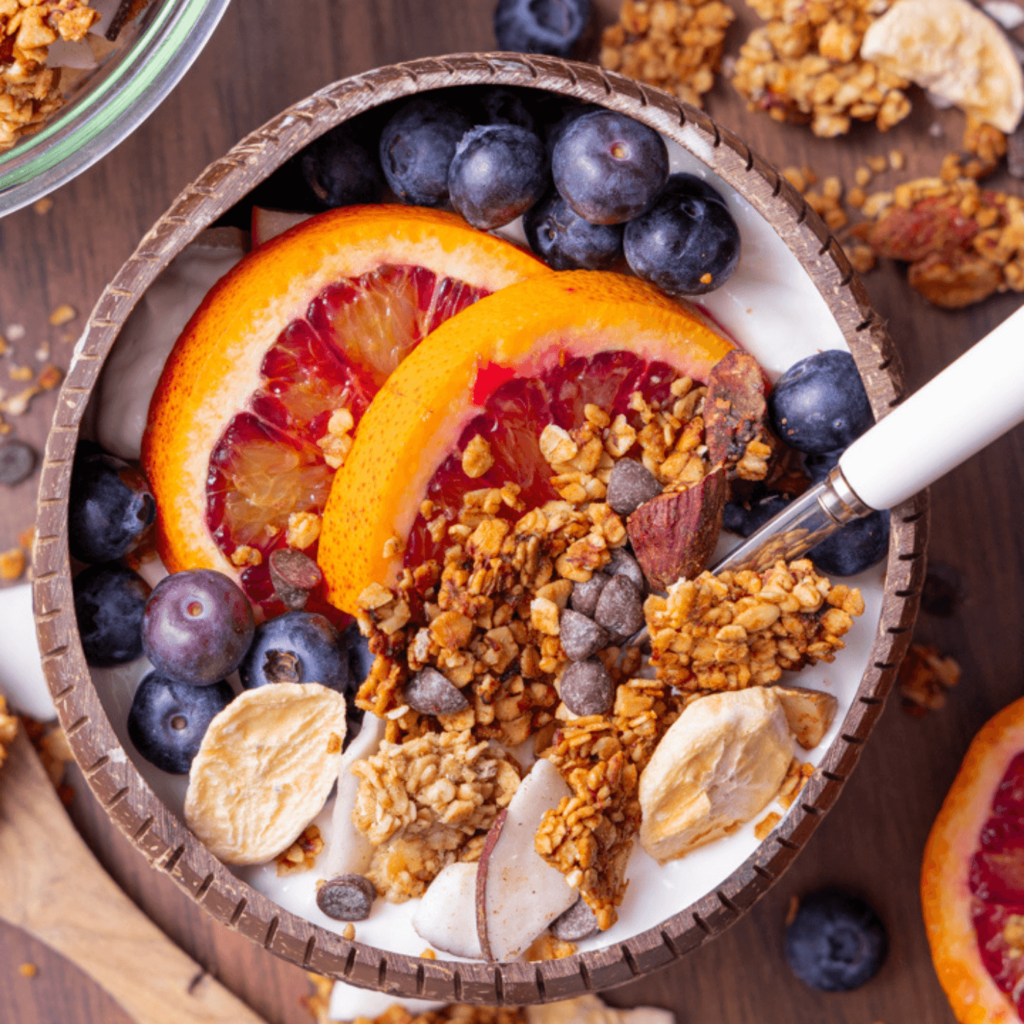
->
[861,0,1024,133]
[184,682,347,865]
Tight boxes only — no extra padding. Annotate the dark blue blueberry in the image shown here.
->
[68,450,155,564]
[722,492,793,538]
[544,102,603,157]
[142,570,255,685]
[768,350,874,455]
[127,671,234,774]
[524,189,624,269]
[784,890,887,992]
[809,510,890,577]
[494,0,592,57]
[342,620,374,687]
[552,110,668,225]
[448,124,549,230]
[804,449,842,483]
[300,123,385,208]
[74,563,151,667]
[624,173,740,295]
[379,96,473,207]
[240,611,352,692]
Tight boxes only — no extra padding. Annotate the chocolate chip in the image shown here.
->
[0,439,36,486]
[606,459,661,515]
[559,608,609,662]
[404,666,470,716]
[560,658,614,716]
[606,547,646,594]
[316,874,376,921]
[594,574,644,639]
[570,572,608,618]
[269,548,323,610]
[549,896,600,941]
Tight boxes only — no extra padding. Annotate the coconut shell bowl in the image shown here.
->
[33,54,926,1004]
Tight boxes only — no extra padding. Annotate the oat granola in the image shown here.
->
[0,695,17,769]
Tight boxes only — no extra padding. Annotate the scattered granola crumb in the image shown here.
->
[17,962,37,978]
[0,696,18,768]
[34,342,49,362]
[286,511,322,550]
[786,893,800,927]
[33,197,52,214]
[37,364,63,390]
[524,932,578,960]
[899,643,962,715]
[754,810,782,840]
[461,434,494,479]
[889,148,905,170]
[420,947,437,960]
[0,546,26,581]
[5,325,25,342]
[343,922,356,940]
[230,545,262,568]
[48,304,76,327]
[8,365,32,382]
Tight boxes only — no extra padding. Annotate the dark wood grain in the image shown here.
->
[2,0,1023,1022]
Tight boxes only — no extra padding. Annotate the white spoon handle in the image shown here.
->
[840,303,1024,511]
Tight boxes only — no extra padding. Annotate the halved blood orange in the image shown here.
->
[142,205,547,613]
[318,270,736,614]
[922,695,1024,1023]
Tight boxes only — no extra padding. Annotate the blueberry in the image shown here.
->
[74,563,151,667]
[808,510,890,577]
[624,173,740,295]
[142,570,255,685]
[784,890,887,991]
[722,492,793,537]
[477,86,539,133]
[342,620,374,686]
[544,102,603,157]
[552,110,668,225]
[127,671,234,774]
[524,189,624,269]
[494,0,592,57]
[300,123,384,209]
[768,351,874,455]
[239,611,351,692]
[0,439,36,486]
[379,96,473,207]
[804,449,842,484]
[68,449,155,564]
[448,124,549,230]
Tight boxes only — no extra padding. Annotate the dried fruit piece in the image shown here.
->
[184,683,347,864]
[268,548,323,610]
[773,685,839,749]
[703,350,769,471]
[626,465,727,591]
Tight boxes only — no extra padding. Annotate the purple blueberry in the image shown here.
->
[553,110,668,224]
[494,0,592,58]
[127,671,234,774]
[300,123,385,209]
[142,570,255,685]
[804,449,842,483]
[722,492,794,538]
[379,96,473,207]
[74,563,151,667]
[808,510,890,577]
[448,124,549,230]
[239,611,351,692]
[624,173,740,295]
[68,449,155,564]
[768,350,874,455]
[784,890,887,991]
[524,189,624,269]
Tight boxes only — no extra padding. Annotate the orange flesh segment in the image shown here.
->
[319,270,736,614]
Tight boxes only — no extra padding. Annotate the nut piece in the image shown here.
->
[560,659,615,716]
[639,688,795,862]
[571,572,609,618]
[404,667,471,716]
[184,683,347,865]
[772,685,839,749]
[559,608,609,662]
[549,896,600,942]
[594,574,645,640]
[606,459,663,515]
[316,874,377,921]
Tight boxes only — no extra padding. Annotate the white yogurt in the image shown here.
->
[86,130,880,965]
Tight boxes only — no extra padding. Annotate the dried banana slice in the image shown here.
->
[861,0,1024,133]
[638,687,794,863]
[184,682,347,865]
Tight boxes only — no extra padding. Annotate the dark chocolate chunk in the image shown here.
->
[606,547,645,594]
[559,608,609,662]
[268,548,323,610]
[0,439,36,486]
[316,874,377,921]
[560,658,614,716]
[549,895,600,941]
[570,572,609,618]
[404,666,470,716]
[606,458,662,516]
[594,574,644,639]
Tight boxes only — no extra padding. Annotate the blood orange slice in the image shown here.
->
[922,695,1024,1023]
[142,205,546,614]
[318,270,736,614]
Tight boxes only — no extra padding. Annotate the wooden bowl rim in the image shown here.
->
[34,52,927,1004]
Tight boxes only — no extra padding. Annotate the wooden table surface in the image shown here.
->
[1,2,1023,1022]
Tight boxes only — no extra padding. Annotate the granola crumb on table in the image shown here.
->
[0,695,17,769]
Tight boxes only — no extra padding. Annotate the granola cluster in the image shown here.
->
[275,823,324,877]
[599,0,735,110]
[0,695,17,770]
[646,559,865,691]
[0,0,99,151]
[351,729,519,901]
[730,0,912,138]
